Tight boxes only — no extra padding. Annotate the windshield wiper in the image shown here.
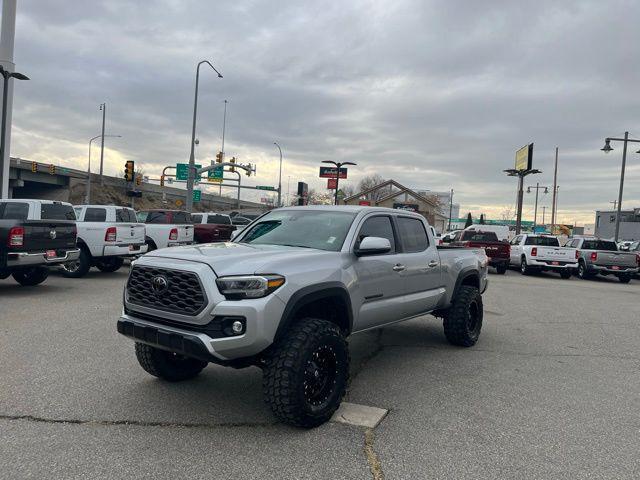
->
[277,243,315,249]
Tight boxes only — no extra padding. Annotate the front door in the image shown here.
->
[351,215,406,332]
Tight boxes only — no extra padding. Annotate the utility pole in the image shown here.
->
[542,206,546,225]
[610,200,618,210]
[98,103,106,185]
[219,99,227,195]
[550,147,559,227]
[274,142,283,207]
[448,189,454,231]
[0,0,17,199]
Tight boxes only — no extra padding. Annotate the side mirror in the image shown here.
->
[355,236,391,256]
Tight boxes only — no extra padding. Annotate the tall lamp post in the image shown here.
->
[186,60,223,212]
[322,160,356,205]
[526,183,549,227]
[0,65,28,199]
[86,134,121,204]
[274,142,283,207]
[601,132,640,242]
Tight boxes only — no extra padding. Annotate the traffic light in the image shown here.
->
[31,162,37,173]
[215,151,223,163]
[48,164,56,175]
[245,163,252,176]
[124,160,135,182]
[135,175,142,186]
[229,156,236,173]
[160,175,165,187]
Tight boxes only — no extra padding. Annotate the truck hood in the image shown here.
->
[144,242,333,276]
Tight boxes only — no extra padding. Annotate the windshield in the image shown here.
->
[582,240,618,251]
[462,231,499,242]
[525,236,560,246]
[239,210,356,251]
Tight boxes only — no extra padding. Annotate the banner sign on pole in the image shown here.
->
[319,166,347,179]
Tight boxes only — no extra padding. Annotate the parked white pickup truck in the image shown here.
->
[509,234,578,278]
[61,205,147,278]
[136,209,194,251]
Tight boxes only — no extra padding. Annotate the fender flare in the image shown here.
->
[274,282,353,342]
[452,267,480,300]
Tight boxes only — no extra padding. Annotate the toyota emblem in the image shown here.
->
[151,275,169,294]
[49,229,57,239]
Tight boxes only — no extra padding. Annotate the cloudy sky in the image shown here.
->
[7,0,640,223]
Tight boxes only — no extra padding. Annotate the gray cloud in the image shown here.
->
[8,0,640,221]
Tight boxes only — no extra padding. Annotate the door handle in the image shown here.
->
[392,264,406,272]
[428,260,438,268]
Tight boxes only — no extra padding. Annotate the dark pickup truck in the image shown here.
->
[448,229,511,274]
[190,212,236,243]
[0,199,79,286]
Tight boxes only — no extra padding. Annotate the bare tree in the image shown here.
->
[499,205,516,222]
[357,174,392,202]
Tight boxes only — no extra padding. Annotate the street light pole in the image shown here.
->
[186,60,223,212]
[601,132,640,242]
[527,183,549,227]
[274,142,283,207]
[98,103,106,185]
[219,99,227,195]
[322,160,356,205]
[86,134,121,204]
[0,64,28,199]
[448,189,454,231]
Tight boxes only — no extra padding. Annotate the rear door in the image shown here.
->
[115,208,145,244]
[394,216,443,317]
[351,214,406,332]
[510,235,524,264]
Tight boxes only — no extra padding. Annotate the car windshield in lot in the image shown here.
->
[463,231,499,242]
[582,240,618,251]
[41,203,76,220]
[525,236,560,246]
[239,210,356,251]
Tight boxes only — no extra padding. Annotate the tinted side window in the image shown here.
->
[172,211,191,224]
[41,203,76,220]
[191,214,203,223]
[358,216,396,253]
[116,208,137,223]
[84,208,107,222]
[0,202,29,220]
[398,217,429,252]
[147,212,169,224]
[208,214,231,225]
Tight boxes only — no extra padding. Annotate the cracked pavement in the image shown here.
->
[1,268,639,479]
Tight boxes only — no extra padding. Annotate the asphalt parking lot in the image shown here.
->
[1,268,639,479]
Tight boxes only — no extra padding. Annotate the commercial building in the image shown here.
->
[343,179,448,232]
[594,209,640,240]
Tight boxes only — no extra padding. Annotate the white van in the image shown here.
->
[465,224,510,242]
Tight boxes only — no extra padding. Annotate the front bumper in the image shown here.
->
[103,243,148,257]
[6,248,80,268]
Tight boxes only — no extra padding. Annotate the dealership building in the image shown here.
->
[594,209,640,241]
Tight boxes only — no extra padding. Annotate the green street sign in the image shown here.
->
[176,163,202,181]
[193,189,201,202]
[208,165,223,182]
[256,185,276,191]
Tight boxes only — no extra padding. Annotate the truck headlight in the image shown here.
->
[216,275,285,300]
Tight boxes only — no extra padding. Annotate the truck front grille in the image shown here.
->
[126,266,207,315]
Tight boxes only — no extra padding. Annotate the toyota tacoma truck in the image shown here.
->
[449,228,510,274]
[509,234,577,278]
[0,199,79,286]
[566,237,638,283]
[117,206,489,427]
[60,205,147,278]
[136,209,194,251]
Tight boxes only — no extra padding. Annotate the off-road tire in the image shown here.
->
[12,266,49,286]
[618,274,632,284]
[443,285,483,347]
[61,248,91,278]
[560,270,572,279]
[134,343,207,382]
[95,257,124,273]
[262,318,349,428]
[495,265,507,275]
[520,257,531,275]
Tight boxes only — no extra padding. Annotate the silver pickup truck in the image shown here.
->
[117,206,489,427]
[565,237,638,283]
